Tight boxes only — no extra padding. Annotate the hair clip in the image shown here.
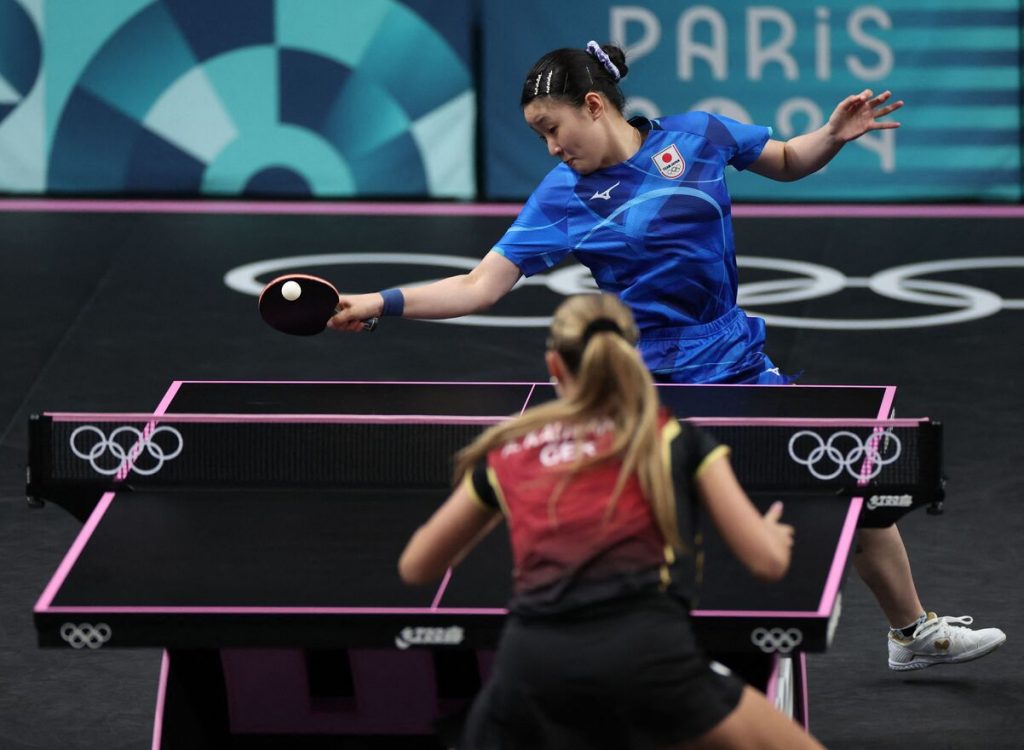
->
[581,317,623,347]
[585,40,621,81]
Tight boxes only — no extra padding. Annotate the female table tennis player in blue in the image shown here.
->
[399,293,824,749]
[336,42,1004,670]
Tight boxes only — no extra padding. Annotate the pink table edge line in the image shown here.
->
[692,495,862,619]
[170,379,549,386]
[815,497,864,616]
[877,387,897,421]
[151,651,170,750]
[34,382,181,613]
[430,568,454,610]
[38,605,511,615]
[168,379,892,389]
[43,412,930,428]
[521,383,538,415]
[37,604,816,617]
[765,656,780,704]
[854,385,901,482]
[45,412,512,424]
[763,653,809,729]
[2,198,1024,219]
[37,602,834,618]
[800,653,810,729]
[153,382,184,415]
[33,492,117,612]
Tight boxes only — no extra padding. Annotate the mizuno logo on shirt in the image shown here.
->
[590,181,620,201]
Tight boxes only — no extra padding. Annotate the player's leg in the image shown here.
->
[667,685,826,750]
[853,525,924,626]
[855,524,1006,670]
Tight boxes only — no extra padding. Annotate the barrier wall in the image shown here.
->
[1,0,1021,201]
[0,0,475,198]
[482,0,1022,201]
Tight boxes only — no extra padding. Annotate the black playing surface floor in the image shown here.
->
[1,203,1022,749]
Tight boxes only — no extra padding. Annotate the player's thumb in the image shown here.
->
[764,500,784,522]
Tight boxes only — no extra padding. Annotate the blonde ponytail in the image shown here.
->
[454,294,682,551]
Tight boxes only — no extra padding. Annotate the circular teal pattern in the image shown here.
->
[48,0,472,197]
[0,0,42,127]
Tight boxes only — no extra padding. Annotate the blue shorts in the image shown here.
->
[639,307,796,385]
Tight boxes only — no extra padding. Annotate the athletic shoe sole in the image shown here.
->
[888,633,1007,671]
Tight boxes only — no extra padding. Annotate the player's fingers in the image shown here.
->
[838,95,859,111]
[764,500,784,521]
[846,89,872,108]
[326,313,361,331]
[875,100,904,116]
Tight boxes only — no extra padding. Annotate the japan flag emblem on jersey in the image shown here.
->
[652,144,685,179]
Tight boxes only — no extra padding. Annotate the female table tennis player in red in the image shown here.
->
[399,293,824,750]
[345,41,1004,673]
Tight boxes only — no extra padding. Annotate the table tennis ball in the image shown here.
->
[281,280,302,301]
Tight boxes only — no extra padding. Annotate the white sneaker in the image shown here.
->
[888,612,1006,671]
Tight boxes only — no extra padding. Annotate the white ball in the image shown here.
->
[281,280,302,301]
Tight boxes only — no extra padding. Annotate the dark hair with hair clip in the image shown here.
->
[519,42,629,111]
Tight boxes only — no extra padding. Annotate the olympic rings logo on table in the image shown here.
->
[751,627,803,654]
[60,622,112,649]
[70,425,184,477]
[788,429,901,481]
[224,254,1024,330]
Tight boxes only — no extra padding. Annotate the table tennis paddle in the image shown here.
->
[258,274,378,336]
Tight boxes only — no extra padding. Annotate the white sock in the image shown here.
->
[890,612,928,639]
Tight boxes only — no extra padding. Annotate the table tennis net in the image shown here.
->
[29,413,942,500]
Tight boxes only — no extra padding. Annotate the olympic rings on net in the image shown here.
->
[60,622,112,649]
[224,253,1024,330]
[69,425,184,476]
[788,429,901,481]
[750,627,803,654]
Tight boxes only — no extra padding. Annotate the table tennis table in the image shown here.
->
[29,381,944,749]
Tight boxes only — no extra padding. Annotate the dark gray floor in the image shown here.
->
[1,207,1021,749]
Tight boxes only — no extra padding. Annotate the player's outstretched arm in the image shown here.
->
[399,481,502,585]
[696,455,794,581]
[328,251,522,331]
[748,89,903,182]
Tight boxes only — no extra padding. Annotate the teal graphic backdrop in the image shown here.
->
[481,0,1022,202]
[1,1,1022,201]
[0,0,475,197]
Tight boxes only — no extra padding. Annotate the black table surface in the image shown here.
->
[35,381,883,651]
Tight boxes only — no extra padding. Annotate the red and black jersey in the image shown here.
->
[466,410,728,616]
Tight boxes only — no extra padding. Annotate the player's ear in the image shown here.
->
[545,350,567,383]
[584,91,605,120]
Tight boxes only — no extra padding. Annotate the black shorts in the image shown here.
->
[460,594,744,750]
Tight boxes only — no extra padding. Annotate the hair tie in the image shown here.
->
[581,317,622,347]
[585,40,621,81]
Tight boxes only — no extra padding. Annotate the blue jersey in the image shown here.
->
[493,112,785,384]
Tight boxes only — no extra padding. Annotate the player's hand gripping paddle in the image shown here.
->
[258,274,379,336]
